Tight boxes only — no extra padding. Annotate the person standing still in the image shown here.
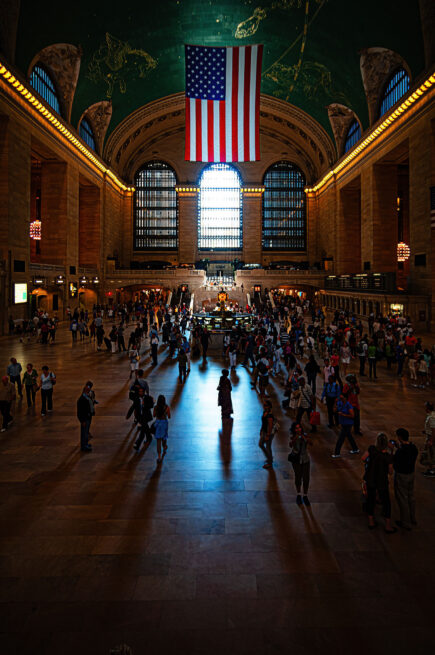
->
[391,428,418,530]
[40,366,56,416]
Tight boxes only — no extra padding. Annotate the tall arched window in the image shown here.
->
[262,162,306,250]
[29,65,61,115]
[198,164,242,250]
[344,119,361,154]
[134,162,178,250]
[79,118,96,151]
[379,68,410,118]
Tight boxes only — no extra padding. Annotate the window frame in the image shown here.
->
[378,68,410,119]
[133,162,178,251]
[198,163,243,252]
[79,117,96,151]
[262,161,307,251]
[29,64,61,116]
[343,119,362,154]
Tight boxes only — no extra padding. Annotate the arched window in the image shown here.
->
[79,118,96,151]
[29,64,61,115]
[379,68,410,118]
[198,164,242,250]
[262,162,306,250]
[134,162,178,250]
[344,119,361,153]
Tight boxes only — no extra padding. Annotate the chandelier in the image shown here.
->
[29,219,42,240]
[397,242,410,262]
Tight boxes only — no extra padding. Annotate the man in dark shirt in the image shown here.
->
[391,428,418,530]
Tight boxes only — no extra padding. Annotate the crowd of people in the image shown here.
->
[2,288,434,534]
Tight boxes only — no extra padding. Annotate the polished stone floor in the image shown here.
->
[0,326,434,655]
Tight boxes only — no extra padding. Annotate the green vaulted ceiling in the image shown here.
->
[16,0,425,140]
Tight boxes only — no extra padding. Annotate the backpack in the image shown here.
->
[258,360,268,376]
[357,341,365,355]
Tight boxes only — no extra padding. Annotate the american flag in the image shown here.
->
[431,186,435,229]
[185,44,263,163]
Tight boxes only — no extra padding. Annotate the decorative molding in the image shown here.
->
[28,43,82,122]
[79,100,112,156]
[359,47,411,126]
[327,103,361,157]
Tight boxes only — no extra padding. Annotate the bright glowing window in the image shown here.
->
[379,68,410,118]
[29,65,60,115]
[344,119,361,153]
[198,164,242,250]
[262,162,306,250]
[134,162,178,250]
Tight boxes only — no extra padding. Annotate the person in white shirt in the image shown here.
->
[39,366,56,416]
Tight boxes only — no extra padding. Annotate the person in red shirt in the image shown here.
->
[330,352,341,385]
[343,374,362,435]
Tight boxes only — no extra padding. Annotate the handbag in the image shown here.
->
[149,421,156,435]
[309,411,320,426]
[288,450,300,464]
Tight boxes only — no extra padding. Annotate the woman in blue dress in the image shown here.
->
[153,394,171,463]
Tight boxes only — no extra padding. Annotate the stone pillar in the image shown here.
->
[79,184,101,269]
[121,191,133,268]
[361,163,397,272]
[177,186,198,263]
[408,120,434,327]
[0,114,31,332]
[41,161,79,268]
[336,184,361,274]
[419,0,435,69]
[241,187,263,264]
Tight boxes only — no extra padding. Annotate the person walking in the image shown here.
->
[39,366,56,416]
[332,392,359,458]
[117,324,127,352]
[7,358,23,398]
[368,340,377,380]
[133,387,154,451]
[295,377,316,432]
[227,339,238,370]
[217,369,233,419]
[362,432,397,533]
[357,337,368,376]
[23,363,38,408]
[321,375,341,428]
[77,383,93,452]
[153,395,171,463]
[304,355,320,395]
[289,422,312,506]
[0,376,16,432]
[391,428,418,530]
[178,346,188,383]
[342,374,362,435]
[258,399,275,469]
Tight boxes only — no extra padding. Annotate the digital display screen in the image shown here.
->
[14,283,27,304]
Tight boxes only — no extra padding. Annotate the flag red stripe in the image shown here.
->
[195,98,202,161]
[255,45,263,160]
[220,101,226,163]
[185,98,190,161]
[231,47,239,163]
[207,100,214,162]
[243,47,251,162]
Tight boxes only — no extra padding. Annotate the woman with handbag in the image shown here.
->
[23,363,38,408]
[289,422,312,506]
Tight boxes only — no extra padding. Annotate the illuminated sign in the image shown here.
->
[14,283,27,304]
[69,282,78,298]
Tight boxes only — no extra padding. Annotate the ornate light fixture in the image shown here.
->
[397,242,410,262]
[29,219,42,240]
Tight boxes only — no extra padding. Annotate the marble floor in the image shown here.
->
[0,326,434,655]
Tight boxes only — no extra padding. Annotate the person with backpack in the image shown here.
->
[39,366,56,416]
[331,392,359,458]
[133,386,154,452]
[321,375,341,428]
[361,432,397,533]
[288,422,312,506]
[258,399,276,469]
